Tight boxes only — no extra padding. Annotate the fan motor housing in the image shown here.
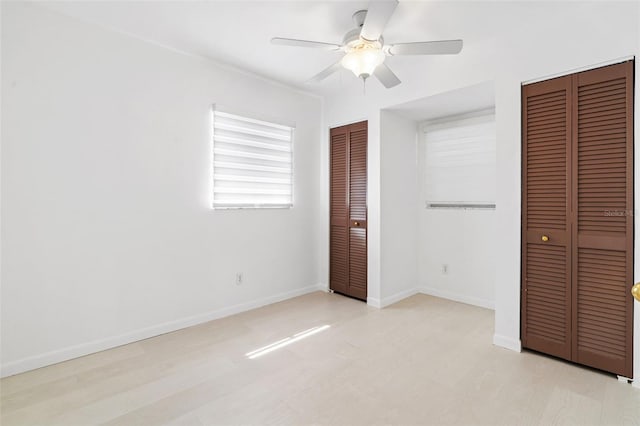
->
[342,28,384,48]
[352,10,367,27]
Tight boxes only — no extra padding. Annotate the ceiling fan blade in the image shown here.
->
[271,37,341,51]
[307,60,344,83]
[360,0,399,42]
[374,63,401,88]
[388,40,463,56]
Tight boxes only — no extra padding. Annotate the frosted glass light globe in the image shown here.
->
[341,46,385,80]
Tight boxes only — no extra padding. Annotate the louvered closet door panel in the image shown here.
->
[330,129,348,295]
[349,228,367,299]
[349,128,367,222]
[573,62,633,377]
[521,76,572,360]
[330,121,368,300]
[348,122,367,300]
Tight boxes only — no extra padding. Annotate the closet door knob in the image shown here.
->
[632,283,640,302]
[541,235,549,242]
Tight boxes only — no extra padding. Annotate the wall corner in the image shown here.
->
[493,333,522,352]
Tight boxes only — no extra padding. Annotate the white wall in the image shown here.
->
[418,207,496,309]
[323,1,640,377]
[416,110,496,310]
[378,108,496,310]
[1,3,322,376]
[3,0,640,383]
[378,111,419,306]
[0,1,3,375]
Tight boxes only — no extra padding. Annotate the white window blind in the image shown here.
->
[422,113,496,208]
[212,110,294,209]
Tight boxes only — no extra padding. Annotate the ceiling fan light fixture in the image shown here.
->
[341,43,385,80]
[271,0,463,89]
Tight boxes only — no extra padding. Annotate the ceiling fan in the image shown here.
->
[271,0,463,89]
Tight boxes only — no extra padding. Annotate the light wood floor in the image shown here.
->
[1,292,639,425]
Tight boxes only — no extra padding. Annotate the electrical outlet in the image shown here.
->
[236,273,243,285]
[442,264,448,274]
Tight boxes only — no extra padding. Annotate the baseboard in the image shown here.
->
[369,286,494,310]
[633,379,640,389]
[419,286,495,310]
[493,333,522,352]
[316,283,329,293]
[379,287,419,308]
[366,297,382,308]
[0,283,325,378]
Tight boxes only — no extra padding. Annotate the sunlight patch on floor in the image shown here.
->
[245,325,331,359]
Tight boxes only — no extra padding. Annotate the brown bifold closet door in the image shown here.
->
[521,75,573,361]
[572,62,634,377]
[330,121,367,300]
[522,60,634,378]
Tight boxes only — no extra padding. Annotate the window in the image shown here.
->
[421,112,496,209]
[212,109,294,209]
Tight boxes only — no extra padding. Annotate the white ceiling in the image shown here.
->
[36,1,487,97]
[386,81,495,122]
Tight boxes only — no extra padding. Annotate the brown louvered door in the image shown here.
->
[522,76,573,360]
[573,62,634,377]
[330,127,349,296]
[330,121,367,300]
[522,60,634,378]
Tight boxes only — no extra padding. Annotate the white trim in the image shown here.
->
[633,380,640,390]
[366,297,382,308]
[0,284,325,378]
[419,286,495,310]
[522,55,635,85]
[493,334,522,353]
[635,299,640,386]
[367,286,495,310]
[379,287,419,308]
